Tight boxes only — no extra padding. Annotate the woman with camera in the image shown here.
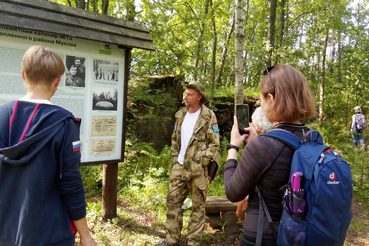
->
[224,64,316,246]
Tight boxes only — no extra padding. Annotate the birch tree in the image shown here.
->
[319,28,329,123]
[266,0,277,66]
[214,14,235,88]
[234,0,244,107]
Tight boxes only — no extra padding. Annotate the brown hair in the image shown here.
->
[260,64,316,122]
[22,46,65,89]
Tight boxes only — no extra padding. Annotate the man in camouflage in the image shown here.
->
[155,81,220,246]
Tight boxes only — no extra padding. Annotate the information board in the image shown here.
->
[0,26,125,163]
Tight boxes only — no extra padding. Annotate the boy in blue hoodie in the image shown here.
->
[0,46,96,246]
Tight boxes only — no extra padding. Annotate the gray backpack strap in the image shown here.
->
[255,185,280,245]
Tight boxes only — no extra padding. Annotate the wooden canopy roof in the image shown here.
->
[0,0,155,51]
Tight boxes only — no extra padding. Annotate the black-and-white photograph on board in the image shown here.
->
[65,55,86,87]
[92,87,118,111]
[93,59,119,82]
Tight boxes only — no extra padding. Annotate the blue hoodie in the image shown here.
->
[0,100,86,246]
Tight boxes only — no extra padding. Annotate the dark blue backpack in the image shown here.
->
[258,129,353,246]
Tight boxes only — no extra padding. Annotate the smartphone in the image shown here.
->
[236,104,249,134]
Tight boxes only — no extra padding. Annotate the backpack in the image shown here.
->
[355,114,367,130]
[256,129,353,246]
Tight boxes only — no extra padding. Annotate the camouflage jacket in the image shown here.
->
[171,104,220,180]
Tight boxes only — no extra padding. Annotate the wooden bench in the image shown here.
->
[205,196,240,236]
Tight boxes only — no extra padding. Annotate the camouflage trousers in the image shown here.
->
[165,163,209,246]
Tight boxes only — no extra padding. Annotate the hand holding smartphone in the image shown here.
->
[236,104,249,135]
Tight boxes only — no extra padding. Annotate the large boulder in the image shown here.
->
[127,75,184,151]
[127,75,258,151]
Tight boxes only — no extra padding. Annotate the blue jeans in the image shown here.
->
[352,130,366,149]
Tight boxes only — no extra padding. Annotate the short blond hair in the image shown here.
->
[22,46,65,89]
[260,64,316,122]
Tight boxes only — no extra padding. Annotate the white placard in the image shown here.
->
[0,26,125,163]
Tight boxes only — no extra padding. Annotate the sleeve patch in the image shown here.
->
[72,141,81,152]
[173,123,177,133]
[212,123,219,133]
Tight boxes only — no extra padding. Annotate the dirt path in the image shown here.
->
[344,200,369,246]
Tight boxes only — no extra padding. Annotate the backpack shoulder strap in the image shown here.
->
[262,129,302,149]
[255,185,279,245]
[263,129,323,148]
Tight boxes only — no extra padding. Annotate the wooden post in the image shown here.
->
[102,163,118,220]
[101,48,131,220]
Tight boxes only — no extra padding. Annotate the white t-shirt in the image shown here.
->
[178,108,201,164]
[352,114,356,129]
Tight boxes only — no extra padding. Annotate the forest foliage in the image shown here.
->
[50,0,369,130]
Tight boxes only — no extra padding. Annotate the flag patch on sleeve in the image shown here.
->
[72,141,81,152]
[212,123,219,133]
[173,123,177,133]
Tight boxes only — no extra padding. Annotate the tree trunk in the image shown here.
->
[266,0,277,66]
[279,0,286,45]
[235,0,244,108]
[102,0,109,15]
[77,0,85,10]
[338,33,342,84]
[330,36,335,74]
[215,14,235,87]
[194,0,209,81]
[90,0,98,12]
[276,0,286,63]
[125,0,136,21]
[319,28,329,123]
[209,0,217,105]
[210,0,216,84]
[242,0,251,87]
